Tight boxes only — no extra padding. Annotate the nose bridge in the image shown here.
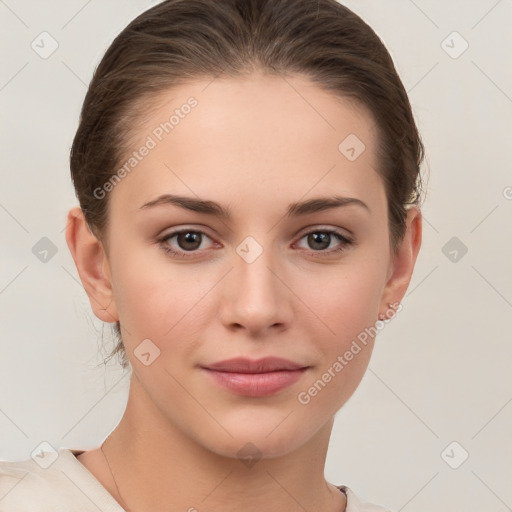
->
[234,234,280,302]
[220,234,290,332]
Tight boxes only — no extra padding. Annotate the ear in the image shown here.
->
[379,206,422,314]
[65,206,119,323]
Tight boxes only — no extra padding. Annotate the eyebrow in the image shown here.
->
[138,193,370,218]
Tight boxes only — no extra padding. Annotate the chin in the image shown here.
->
[198,417,318,462]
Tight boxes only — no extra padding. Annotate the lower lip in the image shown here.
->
[202,368,308,397]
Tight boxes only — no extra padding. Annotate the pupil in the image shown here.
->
[179,232,201,251]
[309,232,330,250]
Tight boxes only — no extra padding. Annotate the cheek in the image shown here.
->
[110,249,218,362]
[294,272,381,417]
[296,259,385,343]
[290,257,385,408]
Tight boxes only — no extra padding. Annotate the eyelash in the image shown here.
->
[157,228,354,259]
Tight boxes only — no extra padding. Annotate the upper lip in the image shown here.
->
[202,357,308,374]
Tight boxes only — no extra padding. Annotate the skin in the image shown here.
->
[66,71,422,512]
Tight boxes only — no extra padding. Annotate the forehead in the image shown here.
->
[109,72,384,217]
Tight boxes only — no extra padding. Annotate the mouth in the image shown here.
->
[200,357,310,397]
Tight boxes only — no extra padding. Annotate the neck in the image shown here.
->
[102,374,346,512]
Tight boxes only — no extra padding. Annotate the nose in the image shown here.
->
[219,240,293,336]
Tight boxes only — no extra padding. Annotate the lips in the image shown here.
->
[201,357,310,397]
[203,357,308,373]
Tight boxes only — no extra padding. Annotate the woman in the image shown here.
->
[0,0,424,510]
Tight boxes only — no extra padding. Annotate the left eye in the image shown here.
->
[295,230,353,253]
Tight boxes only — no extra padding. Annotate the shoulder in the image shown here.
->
[338,485,395,512]
[0,448,123,511]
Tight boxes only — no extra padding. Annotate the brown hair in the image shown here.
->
[69,0,426,369]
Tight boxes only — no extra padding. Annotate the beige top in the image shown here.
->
[0,448,392,511]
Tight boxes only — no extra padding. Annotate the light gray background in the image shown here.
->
[1,0,511,510]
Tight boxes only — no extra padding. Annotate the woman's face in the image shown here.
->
[85,72,418,458]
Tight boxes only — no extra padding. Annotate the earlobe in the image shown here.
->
[379,206,423,314]
[65,206,119,323]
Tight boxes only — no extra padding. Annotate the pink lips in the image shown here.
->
[201,357,309,397]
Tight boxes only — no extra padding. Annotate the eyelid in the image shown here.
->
[158,223,215,237]
[296,224,353,241]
